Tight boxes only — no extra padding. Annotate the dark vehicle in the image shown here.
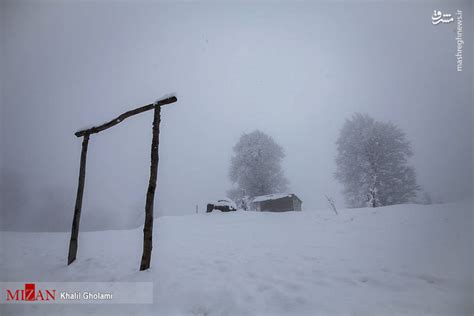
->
[206,199,237,213]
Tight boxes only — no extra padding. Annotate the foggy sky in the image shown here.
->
[1,0,472,231]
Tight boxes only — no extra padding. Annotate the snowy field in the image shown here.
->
[1,201,472,315]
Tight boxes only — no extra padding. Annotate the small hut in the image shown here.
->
[250,193,302,212]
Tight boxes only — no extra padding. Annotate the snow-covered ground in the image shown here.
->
[1,201,472,315]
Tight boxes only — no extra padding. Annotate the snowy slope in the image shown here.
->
[1,201,472,315]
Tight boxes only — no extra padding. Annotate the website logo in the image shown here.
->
[6,283,56,302]
[432,10,454,24]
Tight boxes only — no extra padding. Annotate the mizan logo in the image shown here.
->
[6,283,56,302]
[432,10,454,24]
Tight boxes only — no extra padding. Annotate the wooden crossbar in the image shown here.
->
[75,96,177,137]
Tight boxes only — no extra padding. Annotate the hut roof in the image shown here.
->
[252,193,301,203]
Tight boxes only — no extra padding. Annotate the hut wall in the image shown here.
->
[259,197,294,212]
[292,198,302,211]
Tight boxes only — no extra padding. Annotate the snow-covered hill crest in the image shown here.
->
[1,201,472,315]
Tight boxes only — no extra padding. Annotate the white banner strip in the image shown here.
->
[0,282,153,304]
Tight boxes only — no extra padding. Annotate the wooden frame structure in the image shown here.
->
[67,95,177,271]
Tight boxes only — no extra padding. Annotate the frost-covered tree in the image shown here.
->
[335,114,419,208]
[228,130,288,201]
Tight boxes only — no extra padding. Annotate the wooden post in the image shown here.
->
[140,106,161,271]
[67,96,176,269]
[68,134,90,265]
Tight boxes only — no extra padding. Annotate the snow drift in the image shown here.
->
[1,201,472,315]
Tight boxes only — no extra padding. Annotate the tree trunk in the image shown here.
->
[68,134,90,265]
[140,107,161,271]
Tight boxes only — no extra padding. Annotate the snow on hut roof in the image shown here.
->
[251,193,299,203]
